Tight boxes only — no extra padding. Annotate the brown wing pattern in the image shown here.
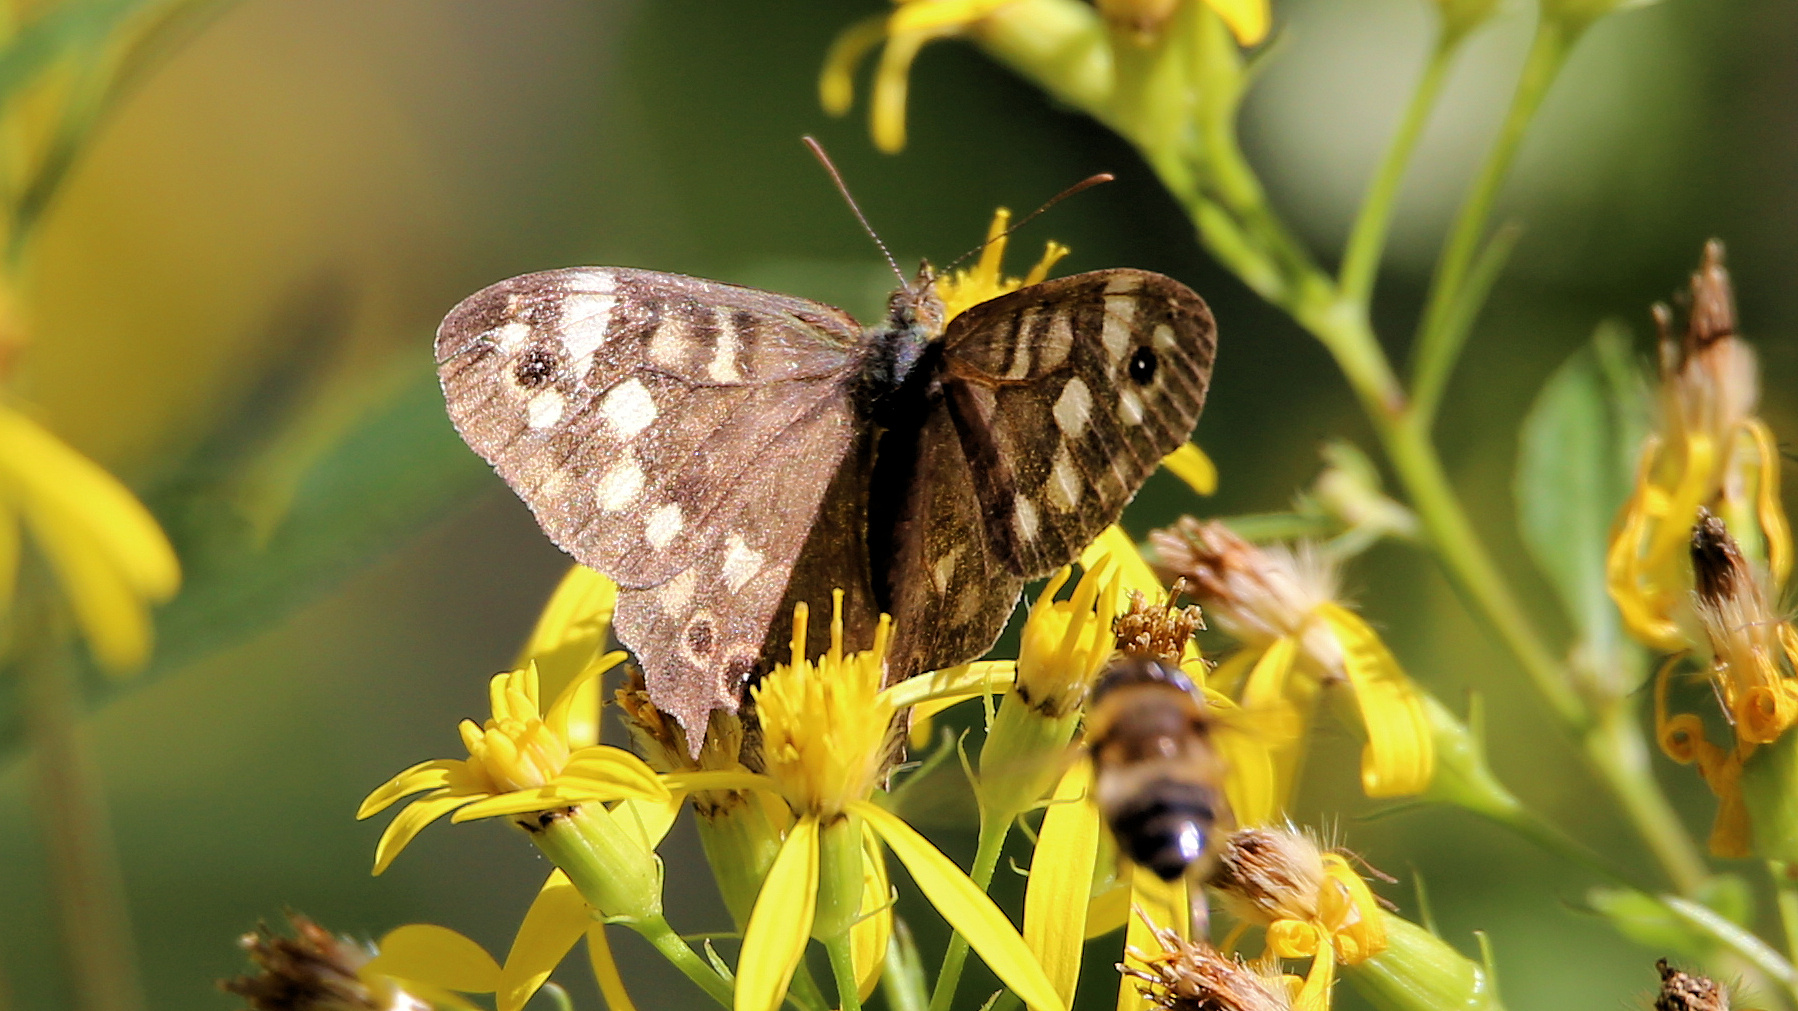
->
[937,269,1216,578]
[435,267,866,741]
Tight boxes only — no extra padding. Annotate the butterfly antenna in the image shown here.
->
[942,172,1116,273]
[803,136,906,287]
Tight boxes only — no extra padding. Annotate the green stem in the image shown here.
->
[1338,37,1459,305]
[20,605,145,1011]
[1584,705,1708,896]
[1774,862,1798,966]
[1409,17,1579,426]
[824,933,864,1011]
[926,817,1012,1011]
[1658,894,1798,1006]
[882,919,929,1011]
[636,916,736,1009]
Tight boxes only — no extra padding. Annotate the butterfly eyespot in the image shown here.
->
[1128,346,1158,385]
[685,617,715,658]
[513,346,560,389]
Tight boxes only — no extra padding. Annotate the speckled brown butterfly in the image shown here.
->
[435,191,1216,750]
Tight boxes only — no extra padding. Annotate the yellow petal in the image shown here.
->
[820,13,889,115]
[661,770,777,796]
[889,0,1022,32]
[1213,717,1279,827]
[1085,882,1130,939]
[1117,868,1189,1011]
[0,407,178,598]
[499,870,592,1011]
[358,760,463,818]
[1748,419,1792,587]
[546,651,627,752]
[0,508,19,613]
[1202,0,1270,45]
[1023,761,1100,1005]
[1316,604,1433,797]
[518,565,619,706]
[736,816,821,1011]
[871,29,932,153]
[1079,525,1162,601]
[368,924,502,993]
[883,660,1016,711]
[24,499,155,672]
[451,782,661,822]
[851,822,894,1000]
[612,795,683,850]
[585,923,637,1011]
[371,792,471,874]
[853,801,1064,1011]
[1160,443,1218,497]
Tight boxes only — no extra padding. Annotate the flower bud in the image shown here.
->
[1342,914,1502,1011]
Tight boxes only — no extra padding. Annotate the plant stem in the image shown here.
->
[1774,861,1798,966]
[1409,18,1579,425]
[636,916,736,1009]
[1338,37,1458,306]
[883,919,930,1011]
[1584,705,1708,896]
[20,621,144,1011]
[926,817,1012,1011]
[825,933,864,1011]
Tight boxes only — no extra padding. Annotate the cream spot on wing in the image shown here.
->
[1013,494,1040,543]
[647,314,689,370]
[722,534,764,593]
[527,388,566,429]
[646,502,684,549]
[1037,312,1075,372]
[597,454,645,510]
[1101,299,1137,363]
[1002,310,1037,379]
[932,547,962,593]
[707,309,743,382]
[658,569,697,608]
[1153,322,1177,350]
[1053,377,1092,437]
[493,321,532,354]
[1119,388,1145,425]
[1104,274,1142,295]
[1048,446,1082,512]
[559,290,619,378]
[601,378,657,437]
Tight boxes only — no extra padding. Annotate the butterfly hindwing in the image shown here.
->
[436,267,867,737]
[935,269,1216,577]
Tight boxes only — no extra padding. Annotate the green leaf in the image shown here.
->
[1513,321,1647,669]
[1586,877,1754,965]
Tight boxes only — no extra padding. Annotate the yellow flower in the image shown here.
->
[1211,827,1387,1011]
[0,403,179,672]
[1608,240,1790,652]
[936,207,1070,322]
[1153,519,1434,800]
[357,656,669,875]
[821,0,1269,153]
[668,594,1065,1011]
[1653,510,1798,858]
[364,870,658,1011]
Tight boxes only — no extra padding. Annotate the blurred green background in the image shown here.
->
[0,0,1792,1008]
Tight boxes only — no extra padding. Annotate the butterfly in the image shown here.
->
[435,261,1216,750]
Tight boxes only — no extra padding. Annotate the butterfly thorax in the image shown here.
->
[860,264,945,406]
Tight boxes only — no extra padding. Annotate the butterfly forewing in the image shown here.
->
[936,269,1216,577]
[436,267,868,738]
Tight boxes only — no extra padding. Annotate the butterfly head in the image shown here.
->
[864,261,946,392]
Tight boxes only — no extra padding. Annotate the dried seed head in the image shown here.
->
[1686,241,1737,351]
[1124,919,1292,1011]
[1115,581,1206,663]
[1690,509,1750,608]
[618,668,751,814]
[220,914,401,1011]
[1151,519,1342,674]
[1209,826,1327,925]
[1655,959,1729,1011]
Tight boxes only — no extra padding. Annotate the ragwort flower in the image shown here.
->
[669,594,1064,1011]
[1210,827,1387,1011]
[1153,519,1434,801]
[821,0,1268,154]
[1655,511,1798,858]
[1608,241,1790,652]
